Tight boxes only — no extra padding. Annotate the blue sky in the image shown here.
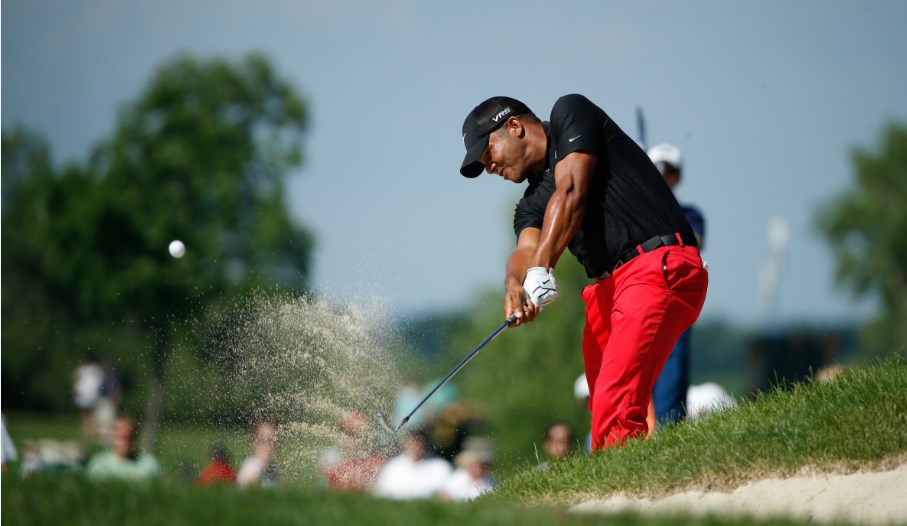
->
[4,1,906,326]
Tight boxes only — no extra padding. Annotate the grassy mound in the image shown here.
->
[493,356,907,505]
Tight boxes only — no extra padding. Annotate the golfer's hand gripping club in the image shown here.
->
[524,267,558,308]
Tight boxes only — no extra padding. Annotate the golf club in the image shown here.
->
[377,313,519,434]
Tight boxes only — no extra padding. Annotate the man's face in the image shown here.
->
[478,124,531,183]
[544,424,571,459]
[112,420,136,458]
[402,435,427,461]
[254,422,277,455]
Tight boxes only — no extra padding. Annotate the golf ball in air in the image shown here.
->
[168,240,186,258]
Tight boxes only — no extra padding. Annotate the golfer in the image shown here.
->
[458,94,708,450]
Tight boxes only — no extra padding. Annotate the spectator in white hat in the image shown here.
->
[440,437,496,501]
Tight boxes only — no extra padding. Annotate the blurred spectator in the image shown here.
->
[319,412,386,492]
[85,415,161,481]
[393,381,422,427]
[536,421,577,471]
[20,439,86,475]
[179,459,199,484]
[73,353,105,440]
[2,413,17,473]
[197,443,237,486]
[816,363,845,383]
[440,437,495,501]
[544,421,575,461]
[237,421,282,488]
[420,379,459,423]
[686,382,736,421]
[431,403,478,462]
[373,425,452,500]
[574,373,592,452]
[95,361,123,445]
[394,378,459,430]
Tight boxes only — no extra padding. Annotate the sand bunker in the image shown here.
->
[573,462,907,525]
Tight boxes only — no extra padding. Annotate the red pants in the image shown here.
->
[581,244,708,450]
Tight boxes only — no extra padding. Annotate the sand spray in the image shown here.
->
[204,291,406,481]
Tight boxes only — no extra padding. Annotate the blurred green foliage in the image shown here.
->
[1,54,313,428]
[4,472,806,526]
[816,121,907,357]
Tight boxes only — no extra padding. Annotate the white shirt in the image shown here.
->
[236,457,281,487]
[687,382,736,421]
[2,414,17,463]
[74,364,104,408]
[442,468,494,501]
[373,454,452,500]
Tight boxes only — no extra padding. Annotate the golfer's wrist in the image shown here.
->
[529,257,555,271]
[505,275,524,289]
[526,266,553,277]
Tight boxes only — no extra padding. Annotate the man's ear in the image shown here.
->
[507,115,526,138]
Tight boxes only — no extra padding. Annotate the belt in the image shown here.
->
[599,232,696,278]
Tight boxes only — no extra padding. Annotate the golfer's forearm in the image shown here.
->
[532,189,585,269]
[532,151,594,269]
[505,246,535,287]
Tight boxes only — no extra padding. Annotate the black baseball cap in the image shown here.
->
[460,96,532,178]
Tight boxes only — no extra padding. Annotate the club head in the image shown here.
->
[376,410,397,434]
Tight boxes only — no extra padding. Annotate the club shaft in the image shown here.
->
[398,314,516,427]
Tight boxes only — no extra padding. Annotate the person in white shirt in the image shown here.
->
[373,426,451,500]
[686,382,736,421]
[237,421,282,487]
[2,413,18,473]
[441,437,495,501]
[73,354,104,440]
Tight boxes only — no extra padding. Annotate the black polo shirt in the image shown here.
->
[513,94,694,278]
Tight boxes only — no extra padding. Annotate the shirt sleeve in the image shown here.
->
[549,94,604,161]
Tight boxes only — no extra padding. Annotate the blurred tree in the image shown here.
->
[3,128,153,415]
[89,54,313,450]
[816,121,907,356]
[2,127,83,411]
[1,54,313,450]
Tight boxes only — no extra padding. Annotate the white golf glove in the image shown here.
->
[524,267,558,308]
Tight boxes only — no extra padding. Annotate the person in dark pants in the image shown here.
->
[458,95,708,450]
[647,143,706,427]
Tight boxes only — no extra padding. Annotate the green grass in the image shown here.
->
[4,412,83,442]
[2,474,818,526]
[3,357,905,525]
[494,356,907,504]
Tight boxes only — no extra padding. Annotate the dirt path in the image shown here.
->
[572,462,907,525]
